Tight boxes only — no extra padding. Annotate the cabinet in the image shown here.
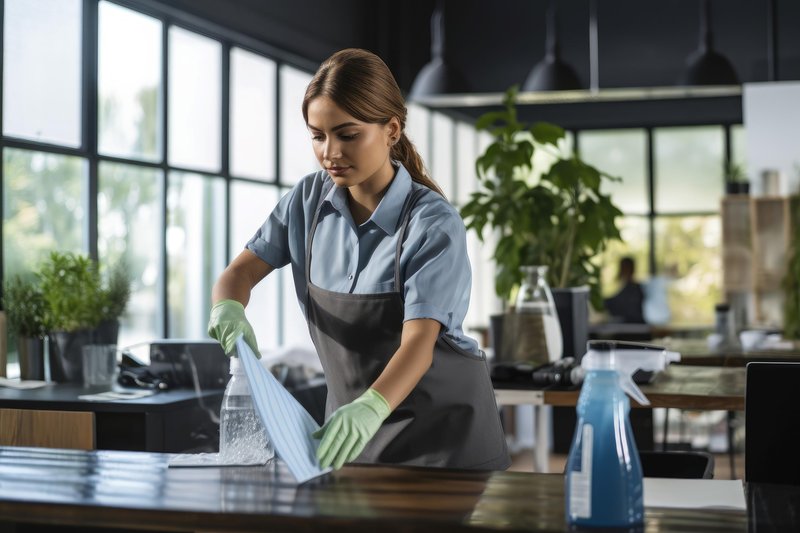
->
[722,195,799,328]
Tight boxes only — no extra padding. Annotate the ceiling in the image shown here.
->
[157,0,800,128]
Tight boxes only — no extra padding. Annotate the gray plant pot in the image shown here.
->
[18,336,45,381]
[50,329,94,383]
[552,287,590,361]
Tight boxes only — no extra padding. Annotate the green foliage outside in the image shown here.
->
[460,86,623,310]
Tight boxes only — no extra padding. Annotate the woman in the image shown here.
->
[208,48,509,471]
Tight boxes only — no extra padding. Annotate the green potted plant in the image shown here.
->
[96,260,132,346]
[37,251,104,382]
[460,85,623,359]
[783,221,800,340]
[725,161,749,195]
[2,274,50,380]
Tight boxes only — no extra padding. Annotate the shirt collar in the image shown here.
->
[324,163,413,235]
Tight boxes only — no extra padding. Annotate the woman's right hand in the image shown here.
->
[207,299,261,358]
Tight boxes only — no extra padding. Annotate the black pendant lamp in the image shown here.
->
[523,0,582,92]
[408,0,469,100]
[679,0,739,85]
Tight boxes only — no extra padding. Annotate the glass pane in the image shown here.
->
[406,103,430,172]
[431,112,454,199]
[731,124,747,178]
[279,65,316,186]
[231,48,276,180]
[167,172,226,338]
[455,121,477,206]
[230,181,280,351]
[98,1,162,161]
[654,126,724,213]
[580,129,648,215]
[654,215,721,326]
[3,0,82,146]
[168,27,221,172]
[3,148,86,276]
[599,216,650,299]
[98,162,162,348]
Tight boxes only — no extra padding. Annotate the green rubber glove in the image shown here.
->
[313,388,391,469]
[207,299,260,358]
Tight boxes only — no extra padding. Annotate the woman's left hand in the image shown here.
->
[312,388,390,469]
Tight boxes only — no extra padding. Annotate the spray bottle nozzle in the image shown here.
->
[581,340,681,406]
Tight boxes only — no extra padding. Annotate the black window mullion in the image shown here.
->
[83,0,99,262]
[221,42,231,265]
[160,20,170,338]
[646,127,656,277]
[274,62,284,345]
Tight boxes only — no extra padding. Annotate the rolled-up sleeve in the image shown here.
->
[245,186,297,269]
[403,213,472,331]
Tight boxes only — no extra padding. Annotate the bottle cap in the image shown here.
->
[581,340,681,406]
[229,356,241,374]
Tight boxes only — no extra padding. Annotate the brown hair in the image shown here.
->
[302,48,444,197]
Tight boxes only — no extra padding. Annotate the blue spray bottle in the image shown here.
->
[564,340,680,528]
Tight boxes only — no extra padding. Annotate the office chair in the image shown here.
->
[639,450,715,479]
[745,361,800,485]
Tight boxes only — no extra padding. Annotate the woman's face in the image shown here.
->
[306,96,399,193]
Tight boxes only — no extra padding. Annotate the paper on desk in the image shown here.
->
[236,336,331,484]
[644,478,746,510]
[0,377,49,389]
[78,390,156,401]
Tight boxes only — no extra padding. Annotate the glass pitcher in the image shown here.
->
[512,265,563,364]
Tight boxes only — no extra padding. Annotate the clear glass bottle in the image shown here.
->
[714,303,741,351]
[513,265,563,363]
[219,357,274,465]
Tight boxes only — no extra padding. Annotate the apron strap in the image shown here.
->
[305,178,336,287]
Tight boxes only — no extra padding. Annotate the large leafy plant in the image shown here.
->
[460,86,623,310]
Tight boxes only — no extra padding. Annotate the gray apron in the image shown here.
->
[304,181,510,470]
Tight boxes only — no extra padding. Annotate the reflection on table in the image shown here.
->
[0,446,760,532]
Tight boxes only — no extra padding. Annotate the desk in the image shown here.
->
[0,384,223,452]
[0,446,759,532]
[658,337,800,367]
[494,365,746,472]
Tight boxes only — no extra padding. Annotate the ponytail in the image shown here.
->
[392,133,445,198]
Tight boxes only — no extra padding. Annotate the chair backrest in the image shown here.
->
[639,450,715,479]
[746,361,800,484]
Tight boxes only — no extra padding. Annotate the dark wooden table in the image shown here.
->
[0,384,223,452]
[658,337,800,367]
[0,446,763,532]
[495,364,746,411]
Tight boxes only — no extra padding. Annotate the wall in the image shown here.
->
[743,81,800,196]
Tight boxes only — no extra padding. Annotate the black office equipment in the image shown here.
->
[745,361,800,484]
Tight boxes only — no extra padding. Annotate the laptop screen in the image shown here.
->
[746,361,800,484]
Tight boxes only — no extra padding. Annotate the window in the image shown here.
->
[168,27,222,172]
[3,0,82,146]
[98,161,162,348]
[166,172,226,338]
[230,48,276,180]
[279,66,316,185]
[431,112,454,199]
[579,126,730,325]
[1,1,321,356]
[98,1,162,161]
[3,149,86,276]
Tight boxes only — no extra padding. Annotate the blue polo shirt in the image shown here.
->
[245,163,480,354]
